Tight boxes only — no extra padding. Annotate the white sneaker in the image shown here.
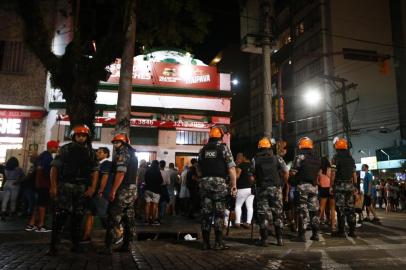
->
[35,227,52,233]
[25,225,38,232]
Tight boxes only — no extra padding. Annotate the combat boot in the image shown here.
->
[70,244,84,253]
[348,219,356,238]
[310,229,319,241]
[202,230,211,250]
[213,230,229,250]
[46,246,58,256]
[275,227,283,246]
[117,241,133,252]
[297,219,306,242]
[257,228,268,246]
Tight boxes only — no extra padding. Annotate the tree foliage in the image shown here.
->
[4,0,208,133]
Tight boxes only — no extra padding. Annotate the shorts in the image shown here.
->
[319,187,330,198]
[36,188,50,207]
[363,194,371,207]
[145,190,160,204]
[89,196,109,217]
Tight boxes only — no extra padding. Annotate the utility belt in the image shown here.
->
[118,184,137,191]
[61,177,89,185]
[297,180,316,185]
[335,179,353,184]
[257,179,281,188]
[201,174,226,179]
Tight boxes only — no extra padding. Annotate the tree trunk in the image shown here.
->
[64,73,99,135]
[115,0,136,135]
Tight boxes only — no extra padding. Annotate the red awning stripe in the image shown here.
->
[0,109,46,119]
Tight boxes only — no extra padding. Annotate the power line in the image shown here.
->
[329,33,406,49]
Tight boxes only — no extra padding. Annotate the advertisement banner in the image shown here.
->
[107,60,220,90]
[0,110,45,119]
[57,115,216,129]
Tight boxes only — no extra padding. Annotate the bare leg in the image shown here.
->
[144,202,151,222]
[82,213,94,240]
[37,207,46,228]
[319,198,327,222]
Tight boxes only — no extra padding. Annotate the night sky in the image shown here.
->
[191,0,240,64]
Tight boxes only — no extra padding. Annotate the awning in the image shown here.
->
[0,105,47,119]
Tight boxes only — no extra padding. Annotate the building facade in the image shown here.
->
[0,7,49,168]
[47,50,232,170]
[240,0,405,170]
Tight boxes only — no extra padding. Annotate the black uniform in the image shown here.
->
[291,149,321,239]
[253,149,286,245]
[198,139,235,249]
[331,150,356,235]
[105,143,138,251]
[50,141,99,252]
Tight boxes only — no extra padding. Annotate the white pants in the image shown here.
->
[1,180,20,213]
[235,188,255,224]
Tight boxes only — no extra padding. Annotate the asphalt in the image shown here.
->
[1,209,406,269]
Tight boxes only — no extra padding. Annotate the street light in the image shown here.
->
[380,149,390,168]
[304,89,322,106]
[231,79,239,86]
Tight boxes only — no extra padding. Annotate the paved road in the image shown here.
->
[1,209,406,269]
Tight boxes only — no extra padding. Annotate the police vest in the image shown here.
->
[296,152,321,185]
[254,153,282,187]
[199,142,227,178]
[123,145,138,186]
[61,142,94,184]
[334,153,355,181]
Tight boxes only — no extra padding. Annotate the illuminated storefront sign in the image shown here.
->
[107,51,220,90]
[0,109,45,118]
[0,118,22,136]
[57,115,215,129]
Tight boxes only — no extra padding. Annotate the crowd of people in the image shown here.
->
[0,125,406,253]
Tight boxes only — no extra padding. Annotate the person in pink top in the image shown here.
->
[318,157,336,232]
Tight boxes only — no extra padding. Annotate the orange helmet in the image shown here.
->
[70,125,90,138]
[334,137,348,150]
[258,137,272,149]
[209,127,224,139]
[298,137,313,149]
[111,133,130,144]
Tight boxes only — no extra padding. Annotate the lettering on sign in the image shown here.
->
[0,118,22,135]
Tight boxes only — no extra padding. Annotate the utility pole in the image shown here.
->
[320,0,334,157]
[261,0,273,138]
[320,75,357,146]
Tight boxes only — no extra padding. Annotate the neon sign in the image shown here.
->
[0,118,22,135]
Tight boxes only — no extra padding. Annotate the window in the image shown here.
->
[176,130,208,145]
[130,127,158,145]
[64,126,102,141]
[0,40,25,73]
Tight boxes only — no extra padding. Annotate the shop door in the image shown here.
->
[175,152,198,173]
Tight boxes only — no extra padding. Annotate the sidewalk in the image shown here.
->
[1,210,406,269]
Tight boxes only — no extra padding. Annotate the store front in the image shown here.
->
[46,50,232,167]
[0,106,46,165]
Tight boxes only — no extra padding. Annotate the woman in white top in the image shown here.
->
[179,165,190,216]
[234,153,254,229]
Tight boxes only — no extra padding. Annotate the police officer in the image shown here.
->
[330,137,357,237]
[49,125,99,255]
[252,137,289,246]
[198,127,237,250]
[105,133,138,253]
[290,137,321,242]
